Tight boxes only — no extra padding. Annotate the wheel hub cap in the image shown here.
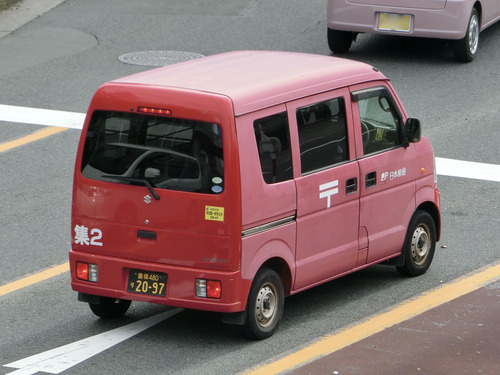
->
[411,226,430,265]
[469,15,479,55]
[256,285,276,326]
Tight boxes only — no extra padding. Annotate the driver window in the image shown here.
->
[357,88,402,155]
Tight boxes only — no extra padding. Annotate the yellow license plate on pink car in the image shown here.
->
[378,13,411,32]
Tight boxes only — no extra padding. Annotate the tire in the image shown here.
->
[328,28,354,54]
[89,297,131,318]
[242,268,284,340]
[396,210,436,277]
[453,8,480,62]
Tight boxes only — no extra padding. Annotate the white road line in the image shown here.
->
[0,104,499,182]
[435,157,500,183]
[0,104,85,129]
[3,309,182,375]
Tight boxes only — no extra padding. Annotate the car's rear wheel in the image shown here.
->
[242,268,284,340]
[89,297,131,318]
[328,28,354,54]
[453,8,480,62]
[397,210,436,277]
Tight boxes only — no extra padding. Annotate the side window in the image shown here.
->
[296,97,348,174]
[253,112,293,184]
[355,87,403,155]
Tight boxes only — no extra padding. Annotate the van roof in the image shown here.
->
[112,50,386,115]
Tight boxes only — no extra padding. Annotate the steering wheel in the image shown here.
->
[360,120,371,150]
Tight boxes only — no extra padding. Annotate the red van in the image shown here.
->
[70,51,440,339]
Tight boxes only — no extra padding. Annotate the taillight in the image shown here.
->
[137,106,172,116]
[195,279,221,299]
[76,262,98,282]
[207,280,222,299]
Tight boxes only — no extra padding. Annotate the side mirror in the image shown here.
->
[405,118,421,145]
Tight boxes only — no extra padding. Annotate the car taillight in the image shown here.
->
[137,106,172,115]
[76,262,98,282]
[195,279,221,299]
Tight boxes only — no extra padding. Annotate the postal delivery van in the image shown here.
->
[70,51,440,339]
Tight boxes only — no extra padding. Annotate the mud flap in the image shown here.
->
[78,292,102,304]
[383,252,405,267]
[221,310,247,325]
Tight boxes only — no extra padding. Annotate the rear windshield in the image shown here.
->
[81,111,224,194]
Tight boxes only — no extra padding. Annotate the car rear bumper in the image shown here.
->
[69,250,251,313]
[327,0,471,39]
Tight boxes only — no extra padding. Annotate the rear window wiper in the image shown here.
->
[101,175,160,200]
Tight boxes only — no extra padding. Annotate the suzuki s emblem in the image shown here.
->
[144,195,152,204]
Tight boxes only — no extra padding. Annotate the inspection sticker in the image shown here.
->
[205,206,225,222]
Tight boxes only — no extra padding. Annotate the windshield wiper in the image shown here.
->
[101,175,160,200]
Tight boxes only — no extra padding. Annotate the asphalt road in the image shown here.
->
[0,1,499,374]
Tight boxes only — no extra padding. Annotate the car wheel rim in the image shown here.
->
[410,225,430,266]
[255,283,277,328]
[468,14,479,55]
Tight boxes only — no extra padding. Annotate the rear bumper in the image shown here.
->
[69,250,251,313]
[327,0,471,39]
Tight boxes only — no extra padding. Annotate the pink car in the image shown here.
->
[327,0,500,61]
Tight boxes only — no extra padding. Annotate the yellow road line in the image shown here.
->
[0,126,68,153]
[243,262,500,375]
[0,126,70,294]
[0,262,69,297]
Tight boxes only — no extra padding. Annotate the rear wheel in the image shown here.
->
[453,8,480,62]
[397,210,436,277]
[89,297,131,318]
[327,28,354,54]
[242,268,284,340]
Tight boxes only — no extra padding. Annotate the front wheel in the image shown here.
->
[453,8,480,62]
[242,268,284,340]
[89,297,131,318]
[327,28,354,54]
[397,210,436,277]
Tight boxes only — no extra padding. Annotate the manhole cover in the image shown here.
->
[118,50,205,67]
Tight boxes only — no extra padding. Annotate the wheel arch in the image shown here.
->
[416,201,441,242]
[474,1,482,24]
[259,257,293,297]
[241,231,296,294]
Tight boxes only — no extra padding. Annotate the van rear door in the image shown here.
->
[72,86,241,272]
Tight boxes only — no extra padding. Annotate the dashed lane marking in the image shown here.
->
[0,263,69,297]
[0,126,68,153]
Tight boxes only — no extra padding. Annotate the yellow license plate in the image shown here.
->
[127,269,167,297]
[378,13,411,32]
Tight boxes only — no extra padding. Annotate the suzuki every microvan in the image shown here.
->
[70,51,440,339]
